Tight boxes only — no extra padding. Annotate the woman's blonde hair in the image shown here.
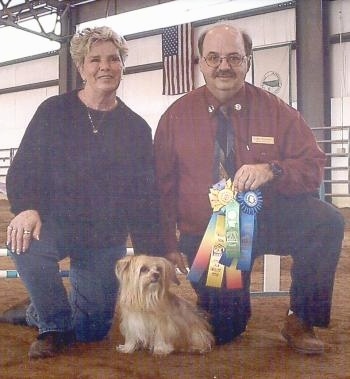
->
[70,26,128,68]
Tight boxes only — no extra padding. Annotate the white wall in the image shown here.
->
[117,34,184,135]
[0,55,58,88]
[118,70,183,136]
[0,87,58,149]
[0,55,59,149]
[126,34,162,66]
[329,0,350,36]
[330,42,350,99]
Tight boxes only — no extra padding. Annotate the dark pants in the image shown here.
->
[180,194,344,344]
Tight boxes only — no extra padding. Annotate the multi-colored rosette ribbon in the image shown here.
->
[208,178,235,212]
[222,189,263,271]
[187,179,263,289]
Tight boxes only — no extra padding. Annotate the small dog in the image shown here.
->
[115,254,214,355]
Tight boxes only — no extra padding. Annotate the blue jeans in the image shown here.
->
[9,219,126,342]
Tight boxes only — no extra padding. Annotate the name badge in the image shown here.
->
[252,136,275,144]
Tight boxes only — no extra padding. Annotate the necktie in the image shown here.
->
[213,106,235,182]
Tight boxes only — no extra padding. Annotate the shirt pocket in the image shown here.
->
[249,143,280,163]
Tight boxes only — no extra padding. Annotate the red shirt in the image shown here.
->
[154,83,326,252]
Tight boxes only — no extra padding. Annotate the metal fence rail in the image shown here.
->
[312,125,350,200]
[0,148,17,181]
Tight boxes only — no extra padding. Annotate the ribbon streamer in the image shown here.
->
[187,212,219,283]
[188,180,263,289]
[236,189,263,271]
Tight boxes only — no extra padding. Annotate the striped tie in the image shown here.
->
[213,106,235,182]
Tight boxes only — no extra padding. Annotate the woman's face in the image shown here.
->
[79,40,123,94]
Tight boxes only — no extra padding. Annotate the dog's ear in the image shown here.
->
[163,258,180,285]
[115,255,133,279]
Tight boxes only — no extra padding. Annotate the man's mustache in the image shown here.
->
[215,69,235,77]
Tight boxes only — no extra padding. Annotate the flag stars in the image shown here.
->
[162,26,178,57]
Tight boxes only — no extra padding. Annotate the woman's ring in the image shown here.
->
[23,230,31,235]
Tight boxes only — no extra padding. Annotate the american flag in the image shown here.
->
[162,23,193,95]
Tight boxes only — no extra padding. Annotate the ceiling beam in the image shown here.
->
[0,0,87,42]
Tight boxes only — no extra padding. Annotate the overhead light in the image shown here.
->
[79,0,286,35]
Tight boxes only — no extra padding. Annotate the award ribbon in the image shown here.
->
[187,212,218,283]
[219,200,240,266]
[205,214,226,287]
[236,190,263,271]
[187,179,263,289]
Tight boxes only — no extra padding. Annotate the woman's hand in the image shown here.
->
[6,210,42,254]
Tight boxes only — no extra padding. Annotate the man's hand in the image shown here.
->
[233,163,274,193]
[165,251,188,274]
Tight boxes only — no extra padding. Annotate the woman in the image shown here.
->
[2,26,162,359]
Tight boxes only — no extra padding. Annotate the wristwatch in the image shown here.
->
[269,161,284,179]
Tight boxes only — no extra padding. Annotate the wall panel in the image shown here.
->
[0,56,58,89]
[118,70,183,136]
[0,86,58,149]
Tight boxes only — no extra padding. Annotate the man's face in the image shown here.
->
[199,26,250,99]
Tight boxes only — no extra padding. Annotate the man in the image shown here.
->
[154,24,344,354]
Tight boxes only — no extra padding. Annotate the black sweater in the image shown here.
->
[6,90,163,253]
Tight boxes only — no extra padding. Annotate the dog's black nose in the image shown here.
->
[151,272,160,281]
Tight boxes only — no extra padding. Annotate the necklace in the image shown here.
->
[86,107,107,134]
[79,91,116,134]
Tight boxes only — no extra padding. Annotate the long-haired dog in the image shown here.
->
[115,254,214,355]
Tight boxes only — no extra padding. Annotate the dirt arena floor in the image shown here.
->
[0,197,349,379]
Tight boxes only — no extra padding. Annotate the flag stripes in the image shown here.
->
[162,23,193,95]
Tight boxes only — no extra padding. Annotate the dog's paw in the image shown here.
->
[193,346,212,354]
[152,344,174,355]
[116,344,137,354]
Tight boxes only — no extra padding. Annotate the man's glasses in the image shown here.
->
[203,53,248,68]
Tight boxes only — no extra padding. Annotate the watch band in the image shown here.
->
[269,162,284,179]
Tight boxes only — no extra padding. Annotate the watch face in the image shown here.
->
[270,162,283,178]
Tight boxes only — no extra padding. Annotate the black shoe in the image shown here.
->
[28,331,76,359]
[0,298,30,326]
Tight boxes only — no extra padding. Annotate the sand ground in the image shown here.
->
[0,199,349,379]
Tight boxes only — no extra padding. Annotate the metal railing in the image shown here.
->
[311,125,350,200]
[0,148,17,181]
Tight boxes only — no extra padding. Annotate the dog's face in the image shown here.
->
[139,260,164,289]
[116,255,180,308]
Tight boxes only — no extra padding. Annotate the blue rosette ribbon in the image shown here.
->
[236,189,263,270]
[219,189,263,270]
[236,190,263,215]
